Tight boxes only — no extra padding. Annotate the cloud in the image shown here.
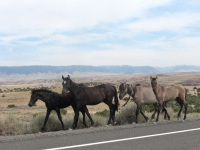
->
[124,12,200,35]
[0,0,172,33]
[0,0,200,67]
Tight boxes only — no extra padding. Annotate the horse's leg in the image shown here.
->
[183,101,188,120]
[163,109,167,120]
[83,106,94,126]
[176,99,183,119]
[72,108,80,129]
[107,107,113,125]
[80,108,88,127]
[106,103,116,125]
[104,98,114,125]
[151,103,158,120]
[135,105,140,124]
[41,108,52,132]
[162,102,167,120]
[139,106,148,122]
[111,104,116,124]
[156,103,162,122]
[55,108,65,130]
[162,106,170,120]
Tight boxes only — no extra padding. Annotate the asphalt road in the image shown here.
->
[1,119,200,150]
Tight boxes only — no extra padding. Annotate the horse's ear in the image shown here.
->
[31,89,35,94]
[117,80,123,84]
[67,75,70,79]
[62,75,65,80]
[122,79,127,83]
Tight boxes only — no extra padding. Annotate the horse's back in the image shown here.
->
[76,86,105,105]
[55,93,74,108]
[164,84,186,100]
[134,85,157,104]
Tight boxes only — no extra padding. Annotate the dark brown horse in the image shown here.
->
[119,83,170,123]
[28,89,94,132]
[150,76,188,122]
[62,75,119,129]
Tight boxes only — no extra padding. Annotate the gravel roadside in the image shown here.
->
[1,117,200,143]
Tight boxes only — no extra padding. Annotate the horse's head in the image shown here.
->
[118,82,128,100]
[62,75,71,94]
[28,89,39,107]
[150,76,158,90]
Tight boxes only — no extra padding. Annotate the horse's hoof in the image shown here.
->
[68,128,73,131]
[146,117,149,122]
[182,120,185,122]
[154,122,157,124]
[132,122,136,124]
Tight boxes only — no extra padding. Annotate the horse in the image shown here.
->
[62,75,119,129]
[28,89,94,132]
[119,83,170,123]
[150,76,188,122]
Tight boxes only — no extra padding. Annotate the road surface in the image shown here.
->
[0,119,200,150]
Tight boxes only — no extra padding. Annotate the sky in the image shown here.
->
[0,0,200,67]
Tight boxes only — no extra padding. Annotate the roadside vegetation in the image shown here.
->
[0,87,200,136]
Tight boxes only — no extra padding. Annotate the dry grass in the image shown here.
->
[0,72,200,135]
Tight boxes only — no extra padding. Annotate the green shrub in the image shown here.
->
[60,109,67,115]
[7,104,16,108]
[187,105,195,113]
[0,115,28,136]
[29,112,107,132]
[2,94,5,97]
[142,104,155,112]
[123,97,130,101]
[95,109,110,117]
[116,102,146,125]
[165,101,180,113]
[195,106,200,113]
[52,109,67,115]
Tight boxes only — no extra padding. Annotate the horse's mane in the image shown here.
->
[31,88,54,95]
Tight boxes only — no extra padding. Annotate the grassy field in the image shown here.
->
[0,72,200,135]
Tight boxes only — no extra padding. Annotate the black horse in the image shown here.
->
[28,89,94,132]
[62,75,119,129]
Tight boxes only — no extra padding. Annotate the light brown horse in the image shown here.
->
[150,76,188,122]
[119,83,170,123]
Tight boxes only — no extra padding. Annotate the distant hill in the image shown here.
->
[0,65,200,75]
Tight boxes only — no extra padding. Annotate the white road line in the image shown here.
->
[44,128,200,150]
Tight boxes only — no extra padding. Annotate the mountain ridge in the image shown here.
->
[0,65,200,75]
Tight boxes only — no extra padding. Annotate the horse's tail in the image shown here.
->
[113,86,119,111]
